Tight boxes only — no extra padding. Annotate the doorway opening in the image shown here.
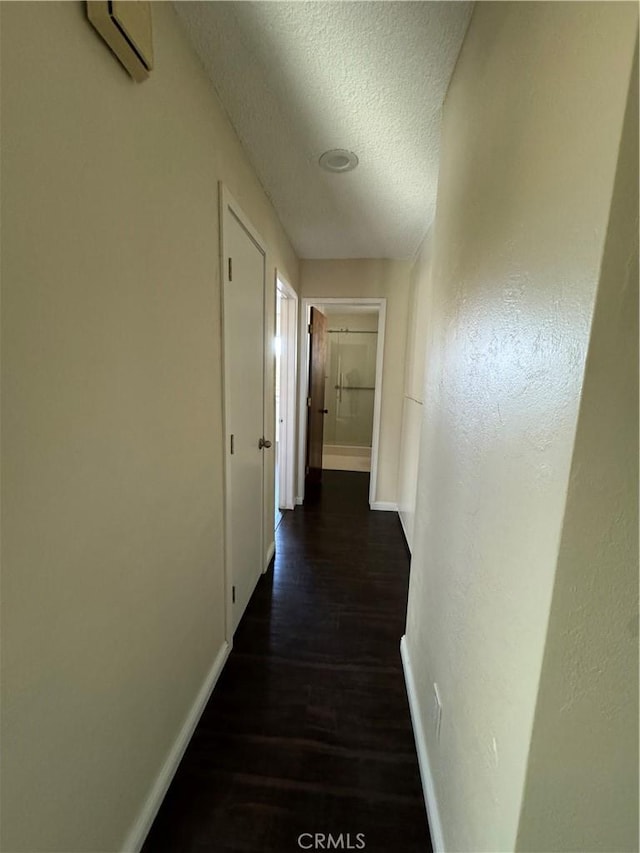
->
[298,298,386,508]
[274,273,298,529]
[323,309,378,473]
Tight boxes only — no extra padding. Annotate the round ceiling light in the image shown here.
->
[319,149,359,173]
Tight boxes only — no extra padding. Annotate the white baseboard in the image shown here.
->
[265,540,276,570]
[370,501,398,512]
[122,641,231,852]
[295,496,303,506]
[400,635,445,853]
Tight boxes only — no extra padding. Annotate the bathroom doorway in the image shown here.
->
[322,308,378,473]
[298,298,386,507]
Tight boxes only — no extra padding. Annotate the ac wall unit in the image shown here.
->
[87,1,153,83]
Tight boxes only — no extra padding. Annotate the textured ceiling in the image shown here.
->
[174,2,473,259]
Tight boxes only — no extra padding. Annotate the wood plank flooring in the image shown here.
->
[142,471,430,852]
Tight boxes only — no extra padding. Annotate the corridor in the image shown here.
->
[2,3,637,850]
[142,472,430,852]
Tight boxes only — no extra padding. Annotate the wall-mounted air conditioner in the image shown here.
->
[87,1,153,83]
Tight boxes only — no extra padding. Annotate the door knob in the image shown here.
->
[320,409,329,414]
[258,437,272,449]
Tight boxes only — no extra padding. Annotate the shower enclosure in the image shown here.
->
[322,315,378,472]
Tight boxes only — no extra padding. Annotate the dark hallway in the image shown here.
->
[143,472,430,852]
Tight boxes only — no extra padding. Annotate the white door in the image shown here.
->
[222,201,265,634]
[276,277,298,512]
[275,287,283,528]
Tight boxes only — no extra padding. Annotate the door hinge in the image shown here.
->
[308,323,313,334]
[305,465,310,475]
[230,434,234,455]
[307,396,311,408]
[228,257,233,281]
[232,585,236,604]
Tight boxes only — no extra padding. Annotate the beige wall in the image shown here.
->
[322,311,379,333]
[398,230,432,549]
[300,259,411,505]
[0,3,298,852]
[516,42,639,853]
[403,3,638,852]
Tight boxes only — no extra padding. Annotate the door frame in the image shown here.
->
[297,297,386,508]
[219,183,267,643]
[275,271,298,512]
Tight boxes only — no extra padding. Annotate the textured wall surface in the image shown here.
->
[0,3,298,851]
[174,1,473,259]
[398,231,433,549]
[403,3,638,851]
[397,397,422,548]
[516,41,639,853]
[300,259,411,504]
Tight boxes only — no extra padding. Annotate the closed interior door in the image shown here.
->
[274,288,283,527]
[223,205,265,633]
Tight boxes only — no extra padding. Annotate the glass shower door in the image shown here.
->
[325,330,377,448]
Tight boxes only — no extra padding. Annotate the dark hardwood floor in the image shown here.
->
[142,471,430,853]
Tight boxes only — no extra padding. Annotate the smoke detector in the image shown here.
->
[319,149,359,173]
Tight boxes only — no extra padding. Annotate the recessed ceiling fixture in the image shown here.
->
[319,149,359,173]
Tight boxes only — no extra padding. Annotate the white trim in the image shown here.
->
[275,272,298,512]
[400,636,445,853]
[123,641,231,853]
[265,540,276,570]
[219,183,267,640]
[370,501,398,512]
[296,300,311,506]
[276,274,297,300]
[295,496,303,506]
[369,302,386,506]
[297,297,386,506]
